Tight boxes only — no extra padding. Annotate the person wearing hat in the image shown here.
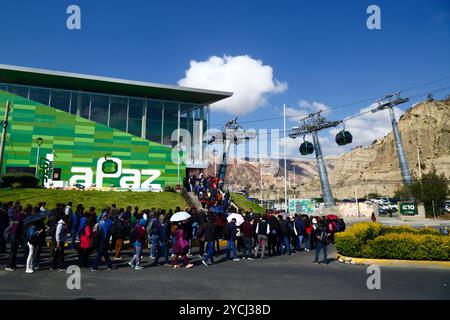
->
[128,218,147,270]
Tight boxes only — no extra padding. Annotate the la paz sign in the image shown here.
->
[69,157,161,190]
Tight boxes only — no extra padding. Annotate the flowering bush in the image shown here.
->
[335,222,449,260]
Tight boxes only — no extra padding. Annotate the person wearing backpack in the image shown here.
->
[52,214,68,271]
[25,221,44,273]
[278,215,291,256]
[128,218,147,270]
[113,213,127,260]
[312,218,330,265]
[78,215,93,268]
[224,219,240,261]
[91,212,114,271]
[254,214,270,259]
[268,212,280,256]
[201,217,216,266]
[294,215,305,252]
[147,213,160,260]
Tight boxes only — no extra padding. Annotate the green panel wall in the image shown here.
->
[0,90,184,187]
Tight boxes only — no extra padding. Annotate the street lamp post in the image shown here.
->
[35,137,44,177]
[213,149,217,176]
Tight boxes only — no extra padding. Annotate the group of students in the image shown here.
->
[0,199,346,273]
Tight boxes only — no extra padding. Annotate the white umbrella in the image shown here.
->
[170,211,191,222]
[227,213,245,226]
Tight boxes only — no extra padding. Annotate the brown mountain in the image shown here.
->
[224,97,450,199]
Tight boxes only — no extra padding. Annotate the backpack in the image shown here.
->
[3,222,12,242]
[258,221,268,235]
[129,226,137,244]
[222,223,231,239]
[28,232,40,246]
[91,228,103,248]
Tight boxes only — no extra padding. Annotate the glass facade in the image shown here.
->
[0,82,209,167]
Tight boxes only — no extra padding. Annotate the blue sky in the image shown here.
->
[1,0,449,158]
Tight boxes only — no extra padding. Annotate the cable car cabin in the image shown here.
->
[335,130,353,146]
[299,141,314,155]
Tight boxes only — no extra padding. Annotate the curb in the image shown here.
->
[336,254,450,269]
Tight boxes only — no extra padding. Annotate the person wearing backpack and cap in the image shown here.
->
[312,218,330,265]
[128,218,147,270]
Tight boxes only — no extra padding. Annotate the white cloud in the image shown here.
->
[178,55,287,115]
[284,103,405,159]
[285,99,329,123]
[326,103,405,154]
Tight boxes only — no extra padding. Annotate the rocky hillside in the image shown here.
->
[224,98,450,199]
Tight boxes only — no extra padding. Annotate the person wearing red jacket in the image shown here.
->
[79,216,93,268]
[240,217,255,260]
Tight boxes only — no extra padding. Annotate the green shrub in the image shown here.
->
[1,174,39,188]
[383,225,440,236]
[365,234,450,261]
[335,222,383,257]
[336,222,449,260]
[163,185,177,193]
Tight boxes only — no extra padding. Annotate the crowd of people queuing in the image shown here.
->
[0,175,346,273]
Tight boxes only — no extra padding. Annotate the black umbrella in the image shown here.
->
[23,212,47,225]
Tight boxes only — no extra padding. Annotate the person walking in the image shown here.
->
[0,203,9,254]
[128,218,147,270]
[224,218,239,261]
[69,204,82,250]
[113,213,127,260]
[201,217,216,266]
[52,214,68,271]
[240,217,254,260]
[304,217,312,252]
[78,216,93,268]
[172,221,193,269]
[5,207,24,271]
[294,214,305,252]
[254,214,270,259]
[313,218,330,265]
[147,213,160,260]
[278,215,290,255]
[91,213,114,271]
[25,222,43,273]
[153,214,171,266]
[268,212,280,256]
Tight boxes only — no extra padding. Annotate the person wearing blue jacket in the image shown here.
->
[70,204,82,250]
[294,214,305,252]
[91,212,113,271]
[152,214,170,266]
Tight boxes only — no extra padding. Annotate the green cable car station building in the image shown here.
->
[0,64,231,190]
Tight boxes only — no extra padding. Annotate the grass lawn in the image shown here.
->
[230,192,264,214]
[0,188,188,211]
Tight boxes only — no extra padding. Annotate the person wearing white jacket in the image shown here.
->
[52,215,68,271]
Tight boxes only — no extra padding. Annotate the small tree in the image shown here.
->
[394,168,449,216]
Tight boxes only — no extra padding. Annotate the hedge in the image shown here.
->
[364,234,450,261]
[335,222,449,261]
[0,174,39,188]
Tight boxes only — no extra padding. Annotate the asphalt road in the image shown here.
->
[0,245,449,300]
